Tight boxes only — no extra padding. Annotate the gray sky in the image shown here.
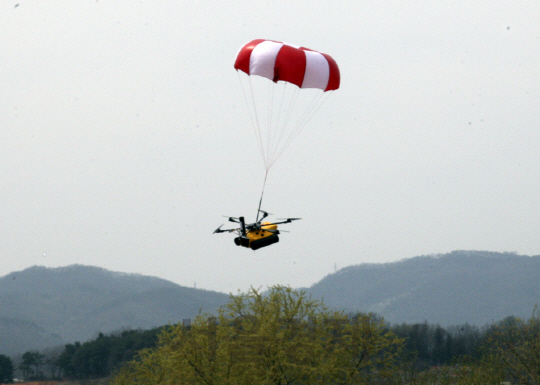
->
[1,1,539,294]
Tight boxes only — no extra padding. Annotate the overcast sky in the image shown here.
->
[1,1,539,294]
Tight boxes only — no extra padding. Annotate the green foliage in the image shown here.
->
[113,285,404,385]
[56,328,162,379]
[391,307,540,385]
[19,350,45,380]
[452,355,506,385]
[10,282,540,385]
[391,322,483,368]
[485,306,540,384]
[0,354,14,383]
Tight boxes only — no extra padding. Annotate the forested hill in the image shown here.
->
[306,250,540,326]
[0,265,229,356]
[3,252,540,356]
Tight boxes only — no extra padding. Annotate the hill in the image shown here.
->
[0,265,229,356]
[3,251,540,356]
[306,250,540,325]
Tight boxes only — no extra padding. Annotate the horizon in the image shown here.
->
[2,249,536,294]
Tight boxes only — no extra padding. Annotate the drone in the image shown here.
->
[213,210,301,250]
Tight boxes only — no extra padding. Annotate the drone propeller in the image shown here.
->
[257,210,271,222]
[222,216,240,224]
[214,212,299,236]
[213,225,237,234]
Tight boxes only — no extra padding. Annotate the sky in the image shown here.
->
[1,1,540,294]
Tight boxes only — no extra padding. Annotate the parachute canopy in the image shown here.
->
[234,39,340,171]
[235,39,340,92]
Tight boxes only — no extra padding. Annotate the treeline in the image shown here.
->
[11,327,162,381]
[10,321,483,381]
[393,320,485,367]
[7,307,537,383]
[112,287,540,384]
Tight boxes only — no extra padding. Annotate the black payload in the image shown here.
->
[249,234,279,250]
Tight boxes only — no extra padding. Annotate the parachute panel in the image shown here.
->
[302,50,330,90]
[250,40,283,80]
[234,38,267,75]
[320,53,340,91]
[274,44,307,87]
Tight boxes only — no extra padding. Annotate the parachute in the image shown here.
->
[234,39,340,172]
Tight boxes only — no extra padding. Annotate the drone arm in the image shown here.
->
[270,218,302,225]
[213,225,238,234]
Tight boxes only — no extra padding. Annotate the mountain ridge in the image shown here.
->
[306,250,540,326]
[2,251,539,356]
[0,264,230,356]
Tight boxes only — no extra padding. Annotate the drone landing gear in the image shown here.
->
[250,234,279,250]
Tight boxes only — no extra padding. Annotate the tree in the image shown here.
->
[113,285,404,385]
[56,328,162,380]
[452,354,506,385]
[57,341,80,378]
[19,351,45,380]
[486,307,540,384]
[43,346,65,380]
[0,354,14,384]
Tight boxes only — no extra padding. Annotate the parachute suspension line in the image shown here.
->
[249,76,268,169]
[265,80,275,169]
[268,90,332,170]
[275,86,300,159]
[267,81,288,172]
[273,91,329,165]
[255,170,269,222]
[237,72,266,169]
[267,86,301,170]
[284,90,327,148]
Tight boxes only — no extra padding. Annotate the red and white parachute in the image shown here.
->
[234,39,340,172]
